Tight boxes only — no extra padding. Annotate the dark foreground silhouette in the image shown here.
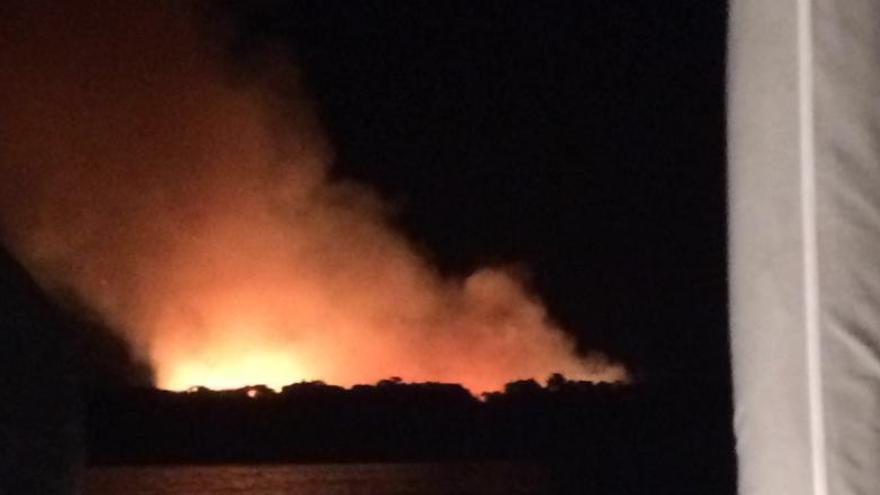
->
[0,250,80,494]
[86,376,735,493]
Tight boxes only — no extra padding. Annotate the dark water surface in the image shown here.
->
[84,462,581,495]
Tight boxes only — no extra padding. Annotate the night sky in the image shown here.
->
[219,1,729,389]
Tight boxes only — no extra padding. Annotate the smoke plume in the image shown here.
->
[0,0,626,393]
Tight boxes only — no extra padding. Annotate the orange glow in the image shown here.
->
[0,0,628,395]
[161,349,307,392]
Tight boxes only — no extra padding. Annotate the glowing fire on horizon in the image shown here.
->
[161,347,309,392]
[0,0,628,394]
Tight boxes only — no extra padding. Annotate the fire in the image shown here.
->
[152,315,317,391]
[0,0,628,395]
[159,348,307,392]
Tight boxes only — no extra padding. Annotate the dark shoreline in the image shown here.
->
[85,378,735,493]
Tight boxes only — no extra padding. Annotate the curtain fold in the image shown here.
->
[729,1,880,494]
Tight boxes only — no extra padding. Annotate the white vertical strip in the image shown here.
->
[796,0,828,493]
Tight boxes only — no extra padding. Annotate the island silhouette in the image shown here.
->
[84,375,734,493]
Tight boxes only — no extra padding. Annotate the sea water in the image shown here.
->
[84,462,578,495]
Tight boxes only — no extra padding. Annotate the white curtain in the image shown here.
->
[729,1,880,494]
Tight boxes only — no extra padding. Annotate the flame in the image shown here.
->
[160,346,308,392]
[0,0,628,394]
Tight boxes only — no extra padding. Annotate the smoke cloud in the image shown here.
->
[0,0,625,393]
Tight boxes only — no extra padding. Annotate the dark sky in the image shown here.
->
[218,1,729,390]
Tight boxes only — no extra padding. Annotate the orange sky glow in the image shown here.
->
[0,1,627,394]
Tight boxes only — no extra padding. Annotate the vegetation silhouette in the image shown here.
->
[86,374,735,494]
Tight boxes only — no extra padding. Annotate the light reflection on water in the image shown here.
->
[85,462,564,495]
